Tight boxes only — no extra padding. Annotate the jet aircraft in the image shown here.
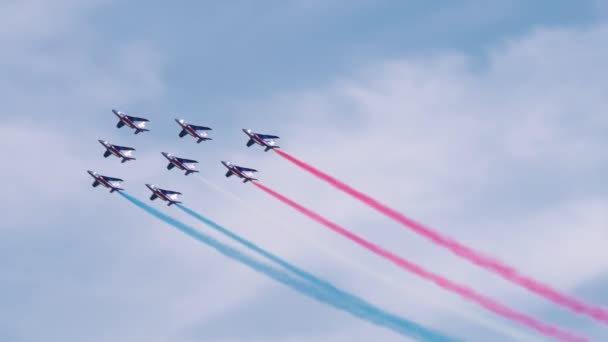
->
[99,140,136,163]
[221,161,258,183]
[87,170,124,193]
[175,119,212,143]
[161,152,199,175]
[242,129,280,152]
[112,109,150,134]
[145,184,182,206]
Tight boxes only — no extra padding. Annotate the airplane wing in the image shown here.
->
[176,157,198,164]
[190,124,212,131]
[160,189,182,195]
[237,166,258,173]
[115,145,135,151]
[258,134,280,140]
[126,115,149,122]
[102,176,124,182]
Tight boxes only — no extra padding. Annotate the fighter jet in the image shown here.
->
[175,118,212,143]
[112,109,150,134]
[145,184,182,206]
[99,140,136,163]
[221,161,258,183]
[161,152,199,176]
[87,170,124,193]
[242,129,280,152]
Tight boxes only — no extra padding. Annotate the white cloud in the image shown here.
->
[221,21,608,341]
[2,1,608,341]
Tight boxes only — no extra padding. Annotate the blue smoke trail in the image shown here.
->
[119,192,455,341]
[176,204,460,342]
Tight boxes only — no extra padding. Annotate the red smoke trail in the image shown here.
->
[273,149,608,326]
[253,181,588,342]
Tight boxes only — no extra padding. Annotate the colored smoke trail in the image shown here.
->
[177,203,469,341]
[194,176,542,342]
[274,149,608,326]
[118,192,456,342]
[176,204,459,342]
[253,182,588,342]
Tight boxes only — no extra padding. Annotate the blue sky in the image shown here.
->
[1,1,607,341]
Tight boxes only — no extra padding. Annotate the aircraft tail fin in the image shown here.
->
[134,128,149,135]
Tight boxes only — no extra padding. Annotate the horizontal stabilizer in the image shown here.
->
[92,180,100,187]
[103,150,111,158]
[116,121,125,128]
[150,194,158,201]
[167,163,175,170]
[246,139,255,147]
[225,170,233,178]
[179,129,187,138]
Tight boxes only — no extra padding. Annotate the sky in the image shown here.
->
[1,0,607,341]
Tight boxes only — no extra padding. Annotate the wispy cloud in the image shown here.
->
[2,1,607,342]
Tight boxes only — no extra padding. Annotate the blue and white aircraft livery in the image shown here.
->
[161,152,199,176]
[175,118,212,143]
[87,170,124,193]
[99,140,136,163]
[112,109,150,134]
[221,161,258,183]
[242,129,280,152]
[146,184,182,206]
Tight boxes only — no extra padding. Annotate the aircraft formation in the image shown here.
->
[88,109,280,205]
[86,110,606,342]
